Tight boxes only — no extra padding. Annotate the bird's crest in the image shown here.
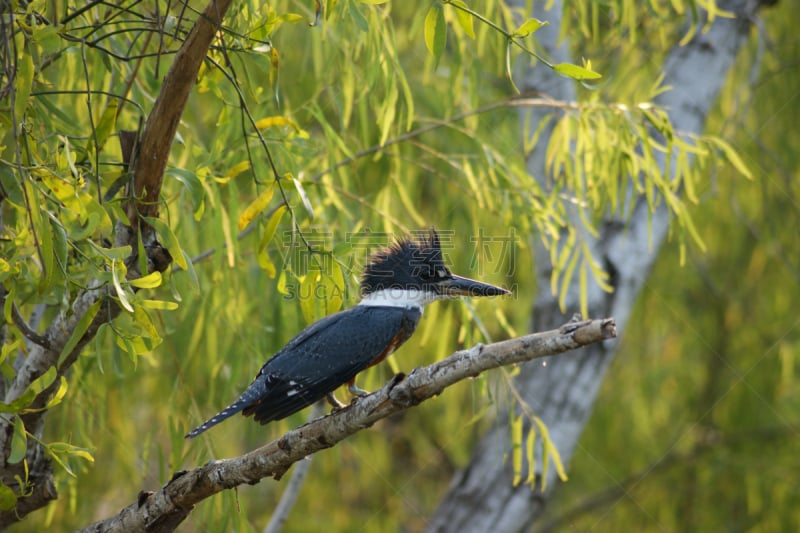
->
[361,229,451,295]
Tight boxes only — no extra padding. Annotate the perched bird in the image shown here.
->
[185,229,508,438]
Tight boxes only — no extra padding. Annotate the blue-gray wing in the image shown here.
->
[185,305,420,438]
[244,305,420,424]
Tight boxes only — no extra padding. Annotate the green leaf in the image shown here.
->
[45,442,94,477]
[14,52,33,121]
[132,306,162,346]
[0,367,57,413]
[62,211,101,243]
[0,340,21,366]
[277,270,291,296]
[221,161,251,183]
[0,484,17,512]
[514,17,547,37]
[553,63,602,80]
[30,366,58,395]
[582,242,614,293]
[129,271,163,289]
[38,168,82,212]
[86,240,132,261]
[257,205,287,277]
[139,299,179,311]
[8,416,27,464]
[180,250,200,291]
[142,216,188,270]
[579,257,588,320]
[257,251,276,278]
[525,425,537,485]
[532,416,568,489]
[505,40,520,94]
[322,264,344,315]
[49,216,69,277]
[710,137,753,180]
[450,1,475,39]
[424,3,447,63]
[0,258,12,283]
[44,377,68,409]
[46,447,75,477]
[86,100,119,159]
[238,184,275,231]
[254,116,308,136]
[299,273,319,324]
[510,414,523,487]
[25,182,54,291]
[349,1,369,32]
[48,442,95,464]
[559,243,580,313]
[169,169,205,220]
[57,299,102,367]
[111,260,134,313]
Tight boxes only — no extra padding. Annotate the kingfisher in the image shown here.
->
[185,229,509,438]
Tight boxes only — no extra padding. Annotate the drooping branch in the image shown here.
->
[80,318,616,533]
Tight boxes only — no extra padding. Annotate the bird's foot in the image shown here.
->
[348,381,370,397]
[326,393,347,410]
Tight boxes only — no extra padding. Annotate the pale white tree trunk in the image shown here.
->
[427,1,760,531]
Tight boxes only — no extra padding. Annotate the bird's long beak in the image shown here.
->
[436,274,510,297]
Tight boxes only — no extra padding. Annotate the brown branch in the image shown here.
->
[127,0,233,225]
[79,318,616,533]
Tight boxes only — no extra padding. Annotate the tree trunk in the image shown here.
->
[427,1,760,531]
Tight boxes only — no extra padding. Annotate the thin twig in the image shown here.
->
[11,304,52,350]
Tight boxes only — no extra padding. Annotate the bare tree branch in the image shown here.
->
[79,318,616,533]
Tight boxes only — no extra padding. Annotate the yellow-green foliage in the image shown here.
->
[0,0,782,531]
[539,6,800,532]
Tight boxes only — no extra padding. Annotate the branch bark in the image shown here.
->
[127,0,233,224]
[79,318,616,533]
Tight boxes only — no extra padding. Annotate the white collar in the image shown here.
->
[357,288,443,311]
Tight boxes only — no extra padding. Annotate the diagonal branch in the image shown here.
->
[80,318,616,533]
[127,0,233,225]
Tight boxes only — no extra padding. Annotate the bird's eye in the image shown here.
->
[417,268,436,281]
[418,267,449,281]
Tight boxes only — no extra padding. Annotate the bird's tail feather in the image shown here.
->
[184,382,265,439]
